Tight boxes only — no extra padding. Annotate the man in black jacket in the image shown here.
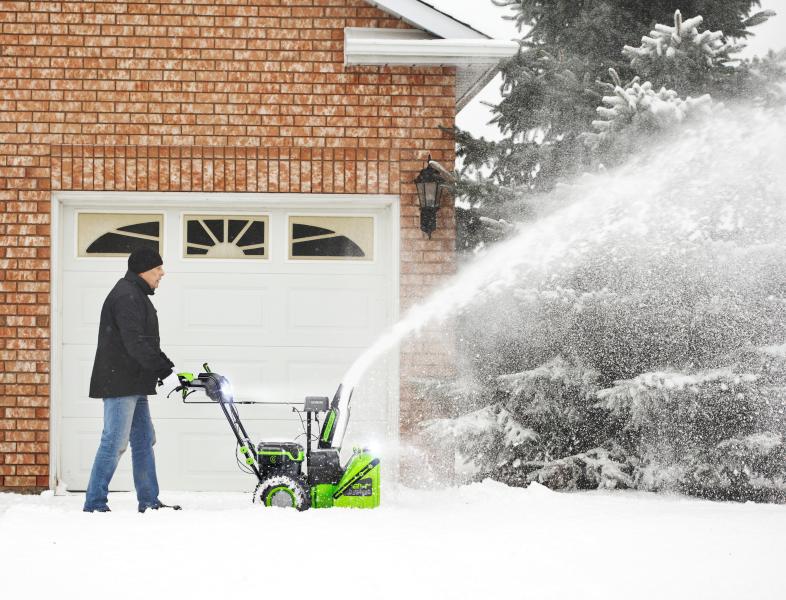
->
[83,247,180,513]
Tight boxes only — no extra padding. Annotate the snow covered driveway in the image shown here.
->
[1,481,785,599]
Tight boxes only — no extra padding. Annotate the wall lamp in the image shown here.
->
[413,154,448,239]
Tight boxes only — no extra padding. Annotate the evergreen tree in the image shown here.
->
[454,1,782,250]
[417,5,786,500]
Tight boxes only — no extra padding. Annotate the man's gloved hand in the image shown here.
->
[156,367,173,388]
[156,352,175,387]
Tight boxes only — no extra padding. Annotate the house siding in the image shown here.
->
[0,0,457,490]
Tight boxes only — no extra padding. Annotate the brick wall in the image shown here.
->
[0,0,457,491]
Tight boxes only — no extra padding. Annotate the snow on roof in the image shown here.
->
[364,0,490,39]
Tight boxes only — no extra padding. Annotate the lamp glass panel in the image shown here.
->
[423,181,439,208]
[416,181,427,206]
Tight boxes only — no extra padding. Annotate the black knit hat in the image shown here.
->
[128,247,163,274]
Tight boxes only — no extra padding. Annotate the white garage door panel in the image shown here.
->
[172,279,278,346]
[61,275,122,344]
[183,288,268,329]
[60,346,95,418]
[288,287,371,329]
[59,199,398,492]
[170,427,253,490]
[282,279,388,347]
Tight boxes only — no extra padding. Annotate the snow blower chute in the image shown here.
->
[169,364,380,510]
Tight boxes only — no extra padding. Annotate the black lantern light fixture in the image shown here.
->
[414,154,446,239]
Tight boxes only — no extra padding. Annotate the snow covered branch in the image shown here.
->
[622,10,737,67]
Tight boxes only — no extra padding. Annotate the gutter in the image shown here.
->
[345,36,519,66]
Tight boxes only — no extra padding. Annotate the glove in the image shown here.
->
[156,367,173,388]
[156,352,174,387]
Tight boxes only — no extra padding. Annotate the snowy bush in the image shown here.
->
[684,433,786,502]
[425,103,786,501]
[512,442,636,491]
[598,367,786,501]
[420,358,614,483]
[420,403,538,478]
[497,358,606,461]
[422,356,786,501]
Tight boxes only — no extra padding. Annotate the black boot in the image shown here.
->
[139,501,182,513]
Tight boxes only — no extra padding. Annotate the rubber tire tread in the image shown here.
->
[258,474,311,511]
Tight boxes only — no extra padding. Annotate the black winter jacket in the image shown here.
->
[89,271,174,398]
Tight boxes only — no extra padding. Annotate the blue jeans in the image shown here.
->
[84,395,160,511]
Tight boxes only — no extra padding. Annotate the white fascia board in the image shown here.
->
[364,0,489,39]
[345,34,519,66]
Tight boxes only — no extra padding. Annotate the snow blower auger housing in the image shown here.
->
[170,364,380,510]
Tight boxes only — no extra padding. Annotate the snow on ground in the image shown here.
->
[1,481,785,599]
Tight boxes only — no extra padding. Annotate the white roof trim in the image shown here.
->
[345,29,518,66]
[364,0,489,39]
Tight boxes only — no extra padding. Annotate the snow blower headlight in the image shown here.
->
[205,374,234,403]
[219,378,234,403]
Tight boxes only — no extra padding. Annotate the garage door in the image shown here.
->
[57,195,398,491]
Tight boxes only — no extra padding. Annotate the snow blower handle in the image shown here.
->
[167,371,208,400]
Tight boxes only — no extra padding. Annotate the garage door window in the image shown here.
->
[77,213,163,257]
[288,216,373,261]
[184,215,268,259]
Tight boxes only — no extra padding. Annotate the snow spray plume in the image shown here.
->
[340,105,786,407]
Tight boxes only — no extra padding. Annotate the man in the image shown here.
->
[83,247,181,513]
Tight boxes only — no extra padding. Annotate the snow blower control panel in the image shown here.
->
[304,396,329,412]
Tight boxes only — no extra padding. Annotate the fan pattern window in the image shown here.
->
[288,216,373,261]
[78,213,162,257]
[184,215,268,259]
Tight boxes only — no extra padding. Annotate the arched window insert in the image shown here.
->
[288,216,374,261]
[183,215,269,259]
[78,213,163,257]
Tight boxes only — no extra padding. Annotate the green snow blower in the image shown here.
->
[169,364,380,510]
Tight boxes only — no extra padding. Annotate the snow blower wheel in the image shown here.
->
[257,475,311,510]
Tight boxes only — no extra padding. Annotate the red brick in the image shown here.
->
[3,452,34,465]
[5,407,36,419]
[16,464,48,476]
[5,431,35,442]
[17,442,48,453]
[2,475,36,487]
